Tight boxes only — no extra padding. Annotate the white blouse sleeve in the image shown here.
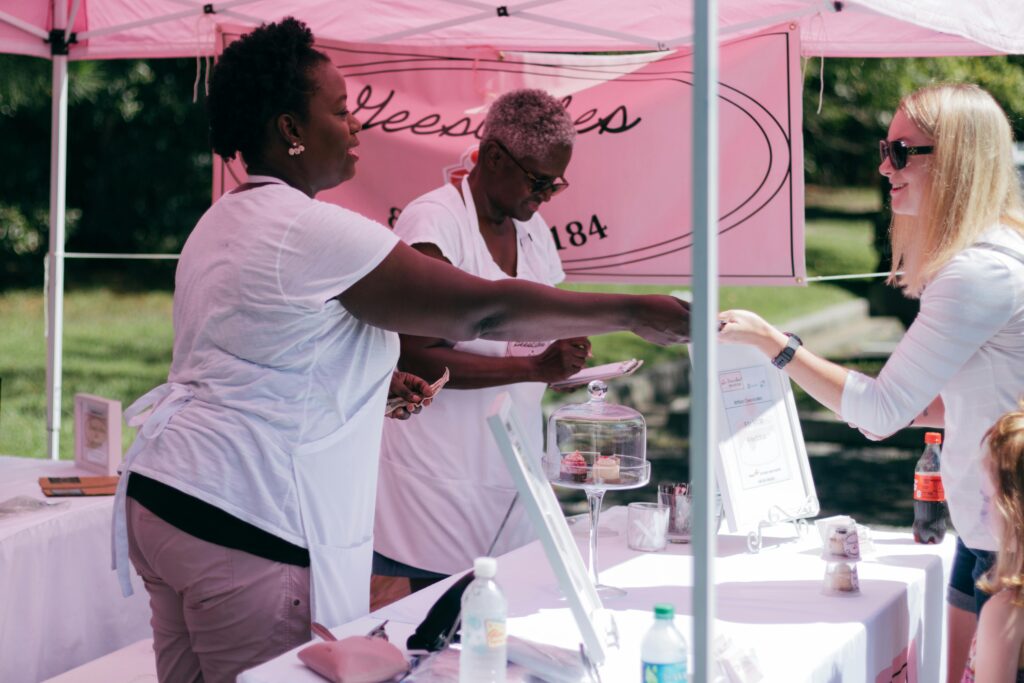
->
[276,202,399,309]
[840,252,1017,436]
[393,200,464,266]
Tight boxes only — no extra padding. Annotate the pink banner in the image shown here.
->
[215,26,804,285]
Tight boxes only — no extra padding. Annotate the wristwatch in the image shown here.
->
[771,332,802,369]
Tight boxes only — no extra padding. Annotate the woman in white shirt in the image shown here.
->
[115,17,689,683]
[374,90,588,596]
[719,83,1024,682]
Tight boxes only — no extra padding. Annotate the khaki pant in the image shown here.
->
[127,498,311,683]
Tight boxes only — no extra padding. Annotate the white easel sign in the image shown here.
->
[710,343,819,535]
[74,393,123,476]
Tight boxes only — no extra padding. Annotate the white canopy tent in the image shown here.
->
[2,1,1022,679]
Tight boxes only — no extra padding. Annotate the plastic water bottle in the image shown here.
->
[459,557,507,683]
[641,603,689,682]
[912,431,947,544]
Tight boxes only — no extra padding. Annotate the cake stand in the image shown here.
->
[545,454,651,598]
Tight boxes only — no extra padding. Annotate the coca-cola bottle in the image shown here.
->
[913,431,947,544]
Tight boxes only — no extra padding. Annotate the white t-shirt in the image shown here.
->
[128,179,400,547]
[374,180,565,575]
[841,226,1024,550]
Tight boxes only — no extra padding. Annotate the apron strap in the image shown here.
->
[111,383,195,596]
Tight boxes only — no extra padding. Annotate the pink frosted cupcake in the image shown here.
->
[560,450,589,483]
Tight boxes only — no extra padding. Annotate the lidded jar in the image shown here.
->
[545,380,647,487]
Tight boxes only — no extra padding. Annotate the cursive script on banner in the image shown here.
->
[353,86,641,139]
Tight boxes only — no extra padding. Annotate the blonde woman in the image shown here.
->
[718,83,1024,681]
[964,406,1024,682]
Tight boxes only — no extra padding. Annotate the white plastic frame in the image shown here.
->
[73,393,122,476]
[710,343,819,534]
[486,392,616,665]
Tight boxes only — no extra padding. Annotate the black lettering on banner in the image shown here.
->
[549,215,609,251]
[352,85,641,139]
[387,206,402,228]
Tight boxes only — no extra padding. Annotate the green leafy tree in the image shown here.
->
[0,55,210,288]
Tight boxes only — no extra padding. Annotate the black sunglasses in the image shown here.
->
[879,139,934,170]
[492,139,569,196]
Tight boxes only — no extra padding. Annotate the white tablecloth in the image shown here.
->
[241,506,955,682]
[0,455,152,683]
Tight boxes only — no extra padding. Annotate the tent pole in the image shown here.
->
[45,0,69,459]
[691,0,718,679]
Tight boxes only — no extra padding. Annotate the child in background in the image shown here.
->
[963,405,1024,682]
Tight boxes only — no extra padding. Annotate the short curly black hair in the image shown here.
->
[207,17,329,164]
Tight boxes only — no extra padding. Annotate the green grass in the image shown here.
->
[0,289,173,458]
[0,211,880,458]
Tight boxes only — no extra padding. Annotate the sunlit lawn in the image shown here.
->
[0,212,878,458]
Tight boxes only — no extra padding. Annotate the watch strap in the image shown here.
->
[771,332,802,369]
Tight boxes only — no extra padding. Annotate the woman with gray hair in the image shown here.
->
[372,89,588,601]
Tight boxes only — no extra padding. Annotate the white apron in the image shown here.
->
[114,380,391,627]
[291,377,390,625]
[374,176,554,575]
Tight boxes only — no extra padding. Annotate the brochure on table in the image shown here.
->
[702,343,820,533]
[548,358,643,390]
[486,392,616,666]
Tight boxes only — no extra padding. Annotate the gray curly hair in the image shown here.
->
[482,89,576,160]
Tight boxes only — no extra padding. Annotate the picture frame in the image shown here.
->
[486,392,617,666]
[74,393,123,476]
[708,343,820,534]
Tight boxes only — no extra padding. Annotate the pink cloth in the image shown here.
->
[126,498,311,683]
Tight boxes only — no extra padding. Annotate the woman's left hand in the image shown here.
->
[387,370,434,420]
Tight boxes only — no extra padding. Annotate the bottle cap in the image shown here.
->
[653,603,674,619]
[473,557,497,579]
[925,432,942,445]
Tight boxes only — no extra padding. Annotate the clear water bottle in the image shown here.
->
[912,431,947,544]
[641,603,689,683]
[459,557,507,683]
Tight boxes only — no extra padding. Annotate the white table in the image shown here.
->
[241,506,954,682]
[0,455,152,683]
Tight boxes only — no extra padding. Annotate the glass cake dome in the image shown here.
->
[545,379,647,489]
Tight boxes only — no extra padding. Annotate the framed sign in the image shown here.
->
[74,393,122,476]
[709,344,819,534]
[486,392,617,666]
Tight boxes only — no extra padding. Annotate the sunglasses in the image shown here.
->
[879,139,934,170]
[492,139,570,196]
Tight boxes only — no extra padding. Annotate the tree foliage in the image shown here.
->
[0,55,210,287]
[803,56,1024,185]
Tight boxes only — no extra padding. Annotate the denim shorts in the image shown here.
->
[947,536,997,614]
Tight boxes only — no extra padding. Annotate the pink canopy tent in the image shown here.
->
[2,2,1022,678]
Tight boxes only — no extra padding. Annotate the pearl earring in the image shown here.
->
[288,142,305,157]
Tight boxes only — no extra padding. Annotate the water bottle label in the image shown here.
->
[914,472,945,502]
[485,619,506,648]
[642,661,688,683]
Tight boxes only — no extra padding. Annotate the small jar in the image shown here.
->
[821,521,861,562]
[823,561,860,595]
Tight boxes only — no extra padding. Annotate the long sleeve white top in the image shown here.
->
[840,226,1024,551]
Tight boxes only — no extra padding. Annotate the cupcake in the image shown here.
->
[560,451,588,483]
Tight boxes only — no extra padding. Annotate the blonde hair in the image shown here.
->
[977,402,1024,605]
[888,83,1024,298]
